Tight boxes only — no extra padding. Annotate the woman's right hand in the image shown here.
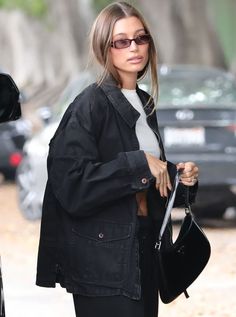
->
[145,153,172,197]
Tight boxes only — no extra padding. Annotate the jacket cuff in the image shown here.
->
[124,150,154,191]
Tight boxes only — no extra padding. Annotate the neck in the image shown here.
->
[120,73,137,90]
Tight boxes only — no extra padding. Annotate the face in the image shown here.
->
[110,16,149,87]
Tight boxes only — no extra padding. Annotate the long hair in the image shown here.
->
[89,1,158,100]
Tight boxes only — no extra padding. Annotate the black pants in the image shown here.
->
[73,217,158,317]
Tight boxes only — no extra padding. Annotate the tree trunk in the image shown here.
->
[137,0,227,68]
[0,0,94,90]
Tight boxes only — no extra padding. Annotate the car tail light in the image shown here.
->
[9,152,23,167]
[226,124,236,137]
[226,124,236,131]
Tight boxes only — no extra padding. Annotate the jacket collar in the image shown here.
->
[100,77,166,161]
[100,78,138,128]
[100,77,154,128]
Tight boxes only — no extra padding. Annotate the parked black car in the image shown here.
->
[0,120,30,179]
[0,72,22,317]
[147,65,236,218]
[0,74,30,180]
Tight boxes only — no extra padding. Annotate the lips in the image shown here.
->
[127,56,143,63]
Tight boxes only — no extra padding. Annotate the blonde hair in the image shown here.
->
[89,1,158,100]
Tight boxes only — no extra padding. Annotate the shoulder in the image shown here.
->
[49,83,109,147]
[54,82,110,139]
[69,82,110,120]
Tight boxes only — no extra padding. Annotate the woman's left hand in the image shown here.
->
[176,161,199,186]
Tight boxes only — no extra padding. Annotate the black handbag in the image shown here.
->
[156,173,211,304]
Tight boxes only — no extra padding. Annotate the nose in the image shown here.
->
[129,39,138,51]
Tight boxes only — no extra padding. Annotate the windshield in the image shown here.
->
[140,69,236,107]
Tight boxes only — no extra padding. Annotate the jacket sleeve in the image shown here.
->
[48,108,154,217]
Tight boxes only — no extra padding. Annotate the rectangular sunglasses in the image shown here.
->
[111,34,151,49]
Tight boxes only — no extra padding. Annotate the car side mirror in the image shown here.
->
[0,73,21,123]
[36,106,52,125]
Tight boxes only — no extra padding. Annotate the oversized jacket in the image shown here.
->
[36,78,197,299]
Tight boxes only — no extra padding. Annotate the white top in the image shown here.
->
[122,88,160,158]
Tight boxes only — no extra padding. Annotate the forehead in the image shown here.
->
[112,16,144,36]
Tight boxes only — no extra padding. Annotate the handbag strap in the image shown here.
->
[156,172,192,248]
[155,171,191,248]
[157,172,180,245]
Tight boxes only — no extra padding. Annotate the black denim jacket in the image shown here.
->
[36,79,197,299]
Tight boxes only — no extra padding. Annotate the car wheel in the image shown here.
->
[16,157,42,220]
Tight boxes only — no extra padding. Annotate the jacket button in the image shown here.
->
[141,178,148,184]
[98,232,104,239]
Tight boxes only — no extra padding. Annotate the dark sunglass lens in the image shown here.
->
[136,34,150,44]
[115,39,130,49]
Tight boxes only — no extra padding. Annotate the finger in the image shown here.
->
[161,169,167,197]
[176,162,185,172]
[161,170,169,197]
[166,172,172,191]
[155,178,160,191]
[182,167,199,180]
[155,169,162,190]
[159,169,166,197]
[185,178,197,186]
[179,164,192,176]
[164,171,170,197]
[180,167,197,179]
[180,176,194,183]
[162,162,169,196]
[181,176,197,186]
[180,173,192,181]
[193,166,199,178]
[184,161,195,172]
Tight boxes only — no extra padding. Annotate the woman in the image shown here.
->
[36,2,199,316]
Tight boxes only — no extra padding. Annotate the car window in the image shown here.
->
[158,75,236,107]
[140,69,236,108]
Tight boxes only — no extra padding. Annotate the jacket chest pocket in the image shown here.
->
[68,221,132,287]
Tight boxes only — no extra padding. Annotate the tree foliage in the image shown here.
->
[208,0,236,66]
[91,0,138,13]
[0,0,47,18]
[91,0,112,13]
